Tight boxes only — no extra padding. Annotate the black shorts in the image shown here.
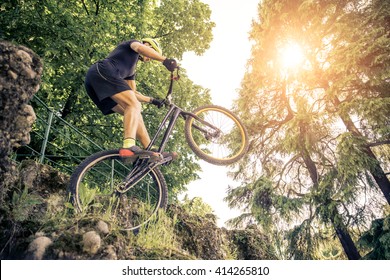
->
[85,60,131,115]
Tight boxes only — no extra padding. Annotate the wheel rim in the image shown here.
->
[74,154,163,231]
[188,107,247,162]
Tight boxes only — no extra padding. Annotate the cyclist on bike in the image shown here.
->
[85,38,178,162]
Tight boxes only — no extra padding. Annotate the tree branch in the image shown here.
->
[81,0,90,16]
[367,140,390,147]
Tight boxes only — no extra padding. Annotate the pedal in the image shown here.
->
[160,156,174,166]
[122,154,162,165]
[149,153,164,162]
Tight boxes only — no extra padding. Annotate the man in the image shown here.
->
[85,38,177,161]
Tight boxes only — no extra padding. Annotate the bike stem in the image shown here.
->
[165,67,180,102]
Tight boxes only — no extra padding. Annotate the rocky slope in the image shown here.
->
[1,159,276,260]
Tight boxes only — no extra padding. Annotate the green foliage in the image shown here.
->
[336,133,378,183]
[77,185,100,214]
[153,0,215,58]
[226,177,273,228]
[226,176,304,229]
[287,220,317,260]
[313,227,346,260]
[228,0,390,260]
[1,0,215,196]
[181,195,213,218]
[228,225,279,260]
[344,98,390,140]
[133,209,178,251]
[11,187,43,222]
[358,214,390,260]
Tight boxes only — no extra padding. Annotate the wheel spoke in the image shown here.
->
[69,150,167,231]
[185,106,248,165]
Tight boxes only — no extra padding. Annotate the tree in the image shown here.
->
[227,0,389,259]
[358,210,390,259]
[0,0,216,195]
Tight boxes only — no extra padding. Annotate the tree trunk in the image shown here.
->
[61,92,77,120]
[333,97,390,204]
[331,215,361,260]
[299,131,361,260]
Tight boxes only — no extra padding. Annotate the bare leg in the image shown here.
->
[112,104,151,148]
[135,115,150,148]
[111,90,151,148]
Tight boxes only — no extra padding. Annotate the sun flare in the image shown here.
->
[280,42,304,69]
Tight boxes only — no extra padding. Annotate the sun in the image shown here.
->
[279,42,304,70]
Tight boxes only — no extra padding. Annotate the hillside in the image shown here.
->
[0,159,276,260]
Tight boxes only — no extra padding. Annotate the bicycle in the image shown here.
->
[68,67,249,232]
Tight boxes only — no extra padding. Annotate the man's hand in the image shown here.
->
[150,97,165,108]
[163,58,178,72]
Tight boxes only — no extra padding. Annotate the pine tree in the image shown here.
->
[227,0,389,259]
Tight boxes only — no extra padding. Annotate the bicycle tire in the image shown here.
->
[68,149,168,231]
[184,105,249,165]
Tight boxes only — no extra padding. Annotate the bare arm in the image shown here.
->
[130,41,166,62]
[126,80,152,103]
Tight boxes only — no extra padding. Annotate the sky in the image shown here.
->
[180,0,259,227]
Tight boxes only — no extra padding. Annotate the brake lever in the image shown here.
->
[171,67,180,81]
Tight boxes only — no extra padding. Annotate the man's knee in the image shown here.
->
[125,101,141,114]
[112,91,141,112]
[131,100,142,113]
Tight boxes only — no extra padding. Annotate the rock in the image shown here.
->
[12,104,36,148]
[82,231,101,255]
[0,41,42,202]
[26,236,52,260]
[18,160,69,195]
[168,204,227,260]
[96,220,109,235]
[102,245,117,260]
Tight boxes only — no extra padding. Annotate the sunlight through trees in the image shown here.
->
[228,0,390,260]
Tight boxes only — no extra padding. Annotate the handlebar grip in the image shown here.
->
[150,97,166,108]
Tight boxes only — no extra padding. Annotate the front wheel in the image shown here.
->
[185,105,249,165]
[68,149,168,232]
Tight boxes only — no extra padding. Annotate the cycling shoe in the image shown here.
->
[119,146,162,163]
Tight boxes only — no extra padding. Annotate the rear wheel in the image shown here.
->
[185,105,249,165]
[68,149,167,232]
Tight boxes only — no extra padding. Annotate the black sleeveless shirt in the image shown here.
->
[105,39,140,80]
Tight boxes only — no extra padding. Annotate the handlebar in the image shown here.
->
[168,67,180,94]
[149,67,180,108]
[164,67,180,105]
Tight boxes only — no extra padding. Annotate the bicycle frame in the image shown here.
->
[148,69,220,153]
[147,103,182,153]
[119,68,221,192]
